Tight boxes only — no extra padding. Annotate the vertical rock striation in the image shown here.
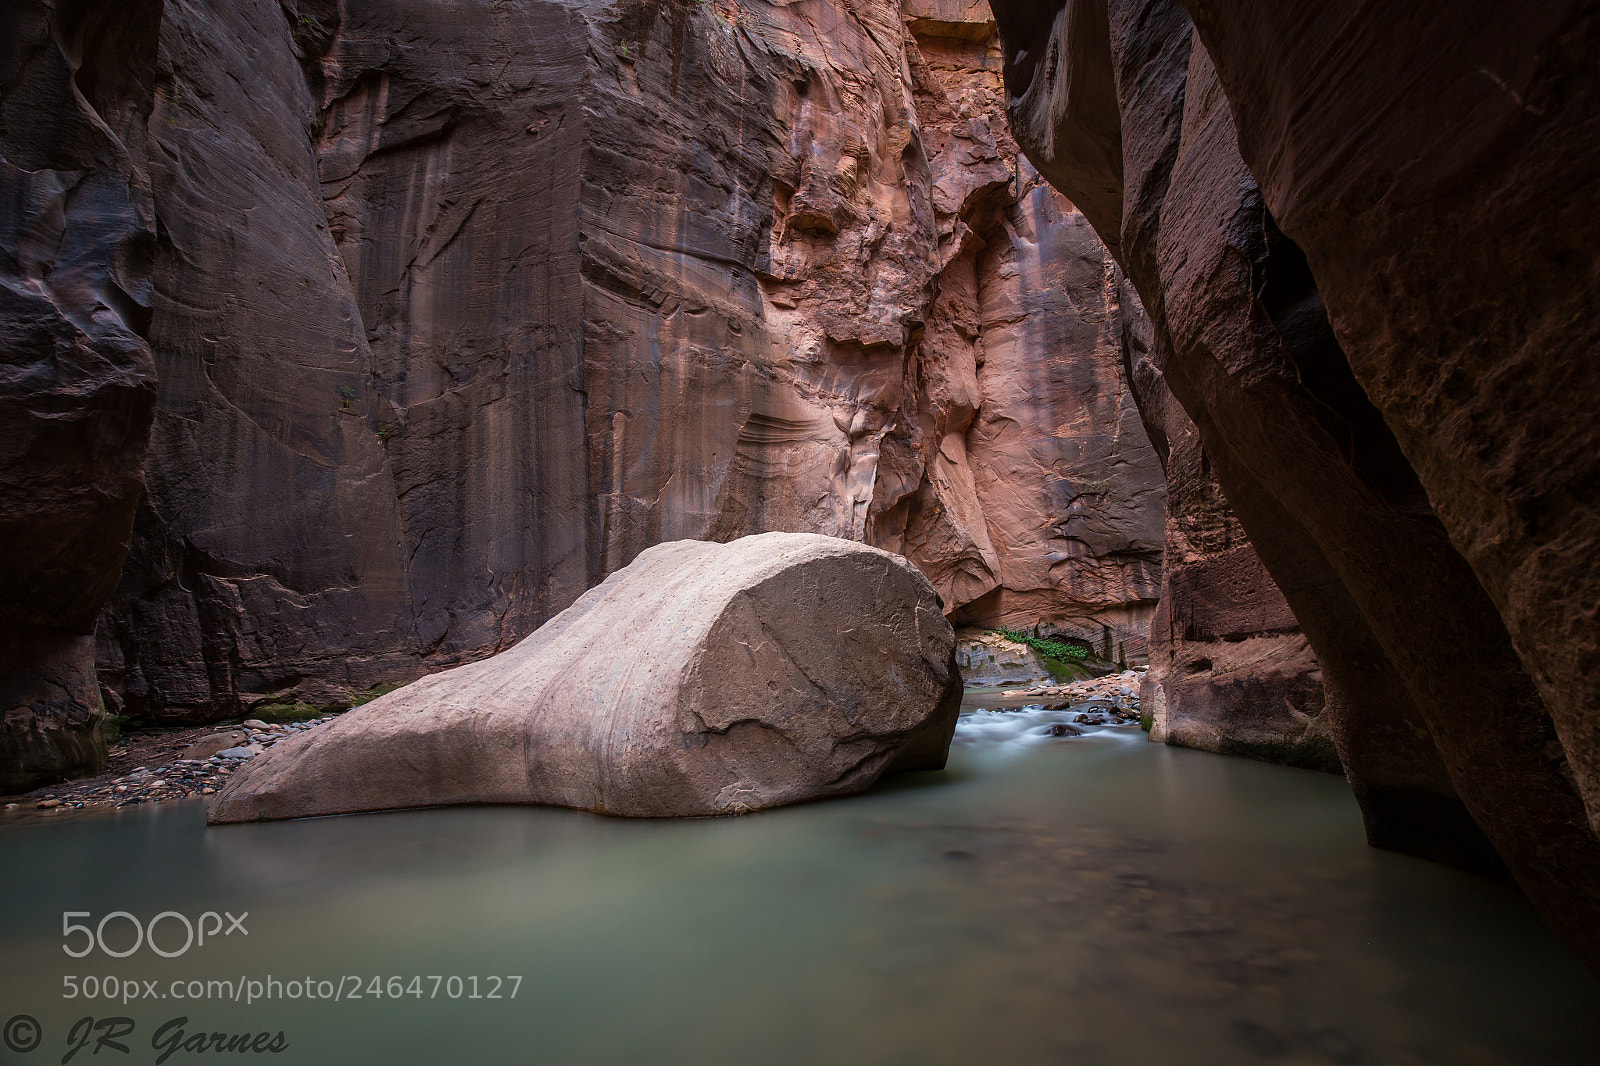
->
[0,0,164,789]
[63,0,1164,739]
[97,0,416,725]
[990,0,1600,970]
[1177,0,1600,843]
[1135,369,1334,773]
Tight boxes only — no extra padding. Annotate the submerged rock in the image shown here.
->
[208,534,960,823]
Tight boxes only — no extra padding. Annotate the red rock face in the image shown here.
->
[5,0,1173,765]
[990,0,1600,970]
[1178,0,1600,846]
[1140,391,1336,774]
[0,0,163,790]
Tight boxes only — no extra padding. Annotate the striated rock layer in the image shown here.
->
[991,0,1600,970]
[0,0,163,790]
[1178,0,1600,845]
[81,0,1162,729]
[1136,380,1335,773]
[208,533,960,822]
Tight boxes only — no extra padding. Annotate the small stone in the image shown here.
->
[37,799,62,808]
[114,785,129,793]
[201,787,216,795]
[4,802,18,810]
[243,719,268,729]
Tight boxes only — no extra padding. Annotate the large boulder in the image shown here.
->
[208,534,960,822]
[72,0,1163,728]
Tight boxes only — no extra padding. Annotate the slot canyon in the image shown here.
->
[2,0,1597,1058]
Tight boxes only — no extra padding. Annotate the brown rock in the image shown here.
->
[0,0,163,787]
[1131,331,1333,772]
[991,0,1600,970]
[1176,0,1600,841]
[883,12,1164,656]
[208,533,960,823]
[96,0,417,724]
[955,628,1090,687]
[179,731,251,761]
[85,0,1163,726]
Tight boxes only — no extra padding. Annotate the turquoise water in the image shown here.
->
[1,701,1595,1065]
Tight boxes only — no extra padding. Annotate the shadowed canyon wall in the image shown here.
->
[0,0,162,791]
[2,0,1165,788]
[1132,357,1333,773]
[990,0,1600,971]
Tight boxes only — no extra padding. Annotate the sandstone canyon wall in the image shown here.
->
[1133,357,1333,773]
[990,0,1600,970]
[2,0,1166,788]
[0,1,162,791]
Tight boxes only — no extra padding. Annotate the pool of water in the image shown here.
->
[1,698,1595,1065]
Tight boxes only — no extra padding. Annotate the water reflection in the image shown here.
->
[1,698,1594,1065]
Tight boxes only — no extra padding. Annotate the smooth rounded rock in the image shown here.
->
[209,533,961,823]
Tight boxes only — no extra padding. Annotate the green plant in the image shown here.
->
[338,384,358,411]
[615,39,634,62]
[348,683,402,708]
[250,700,323,723]
[990,627,1089,663]
[377,422,396,441]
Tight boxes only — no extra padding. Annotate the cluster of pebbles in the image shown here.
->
[1003,667,1147,727]
[4,715,339,814]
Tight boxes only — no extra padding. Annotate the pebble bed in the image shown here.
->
[3,716,340,814]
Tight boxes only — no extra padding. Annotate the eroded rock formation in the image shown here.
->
[83,0,1162,728]
[1179,0,1600,845]
[1137,378,1334,773]
[0,1,162,791]
[991,0,1600,970]
[208,533,960,822]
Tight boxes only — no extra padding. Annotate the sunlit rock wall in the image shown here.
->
[0,0,1171,775]
[78,0,1164,732]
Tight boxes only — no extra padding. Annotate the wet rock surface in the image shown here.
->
[996,667,1143,712]
[209,534,961,823]
[953,668,1145,746]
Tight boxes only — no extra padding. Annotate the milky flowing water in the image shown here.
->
[2,693,1595,1064]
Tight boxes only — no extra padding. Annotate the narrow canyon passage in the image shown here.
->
[3,0,1599,1058]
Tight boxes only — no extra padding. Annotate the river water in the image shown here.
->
[2,695,1595,1065]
